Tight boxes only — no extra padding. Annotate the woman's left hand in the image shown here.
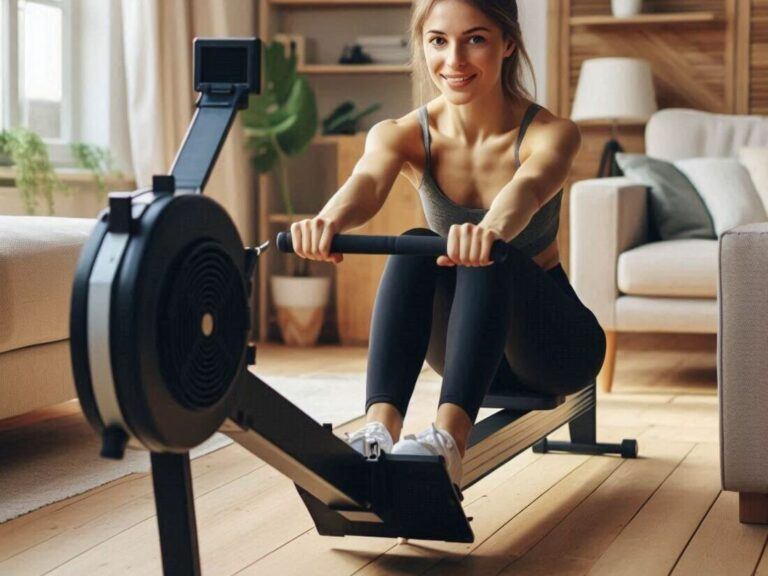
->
[437,223,503,267]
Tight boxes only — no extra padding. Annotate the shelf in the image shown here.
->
[298,64,411,74]
[570,12,722,27]
[269,0,410,5]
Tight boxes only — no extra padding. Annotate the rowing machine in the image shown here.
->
[68,36,637,576]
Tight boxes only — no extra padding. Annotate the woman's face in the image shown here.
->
[422,0,515,104]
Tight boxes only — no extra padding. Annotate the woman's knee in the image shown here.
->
[401,227,438,237]
[382,228,440,272]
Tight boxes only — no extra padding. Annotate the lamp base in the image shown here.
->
[597,139,625,178]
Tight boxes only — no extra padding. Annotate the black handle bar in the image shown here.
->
[275,232,510,263]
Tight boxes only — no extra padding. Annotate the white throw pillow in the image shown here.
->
[674,157,767,236]
[738,147,768,214]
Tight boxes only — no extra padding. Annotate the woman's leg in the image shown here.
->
[428,262,519,455]
[365,228,445,442]
[426,245,606,456]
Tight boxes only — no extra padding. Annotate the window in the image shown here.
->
[1,0,72,162]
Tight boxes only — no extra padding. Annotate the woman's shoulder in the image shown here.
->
[527,103,579,140]
[364,110,425,162]
[522,103,581,159]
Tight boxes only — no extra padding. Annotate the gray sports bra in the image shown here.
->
[417,103,562,258]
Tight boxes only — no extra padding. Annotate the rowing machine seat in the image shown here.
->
[481,379,564,411]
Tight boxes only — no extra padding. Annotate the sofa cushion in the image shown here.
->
[618,239,718,298]
[675,158,767,236]
[615,153,715,241]
[0,216,97,354]
[646,108,768,162]
[738,147,768,214]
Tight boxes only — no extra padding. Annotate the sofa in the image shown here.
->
[571,108,768,523]
[719,222,768,523]
[570,108,768,393]
[0,216,97,420]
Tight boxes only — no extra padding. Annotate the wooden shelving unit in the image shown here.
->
[257,0,416,342]
[569,11,723,27]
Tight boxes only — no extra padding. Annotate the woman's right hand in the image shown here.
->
[290,217,344,264]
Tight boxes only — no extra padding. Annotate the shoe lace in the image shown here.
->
[416,423,455,456]
[345,423,390,459]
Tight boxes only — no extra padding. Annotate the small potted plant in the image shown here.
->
[242,41,331,347]
[0,128,124,216]
[0,128,65,215]
[70,142,123,199]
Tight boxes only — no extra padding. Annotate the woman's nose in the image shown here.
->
[445,43,467,68]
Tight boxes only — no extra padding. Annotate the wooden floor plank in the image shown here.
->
[422,451,626,575]
[494,435,696,576]
[671,491,768,576]
[587,442,721,576]
[754,543,768,576]
[0,443,266,575]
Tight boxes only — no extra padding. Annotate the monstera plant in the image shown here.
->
[243,41,332,346]
[242,40,318,277]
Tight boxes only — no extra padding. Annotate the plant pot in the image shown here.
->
[270,275,331,346]
[611,0,642,17]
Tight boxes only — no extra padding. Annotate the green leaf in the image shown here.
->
[241,40,318,169]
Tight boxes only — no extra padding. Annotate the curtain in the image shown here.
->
[120,0,257,245]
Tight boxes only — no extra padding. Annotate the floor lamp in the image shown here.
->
[571,58,658,178]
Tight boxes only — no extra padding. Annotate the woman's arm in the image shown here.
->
[316,119,409,233]
[438,118,581,268]
[478,118,582,242]
[290,119,409,262]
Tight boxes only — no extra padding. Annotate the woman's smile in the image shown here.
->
[442,74,477,88]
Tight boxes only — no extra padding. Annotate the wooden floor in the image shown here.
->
[2,334,767,575]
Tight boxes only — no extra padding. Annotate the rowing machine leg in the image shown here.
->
[532,386,638,459]
[150,452,202,576]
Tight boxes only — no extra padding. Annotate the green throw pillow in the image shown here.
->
[615,153,716,241]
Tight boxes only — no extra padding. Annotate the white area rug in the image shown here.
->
[0,372,367,523]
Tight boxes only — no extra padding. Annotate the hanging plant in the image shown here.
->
[71,142,124,198]
[0,128,66,215]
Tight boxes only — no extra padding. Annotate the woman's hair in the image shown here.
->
[409,0,537,105]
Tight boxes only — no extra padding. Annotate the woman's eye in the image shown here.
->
[429,36,485,47]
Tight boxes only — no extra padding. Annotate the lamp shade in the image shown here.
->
[571,58,658,123]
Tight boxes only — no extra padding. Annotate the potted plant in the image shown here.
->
[0,128,65,215]
[242,41,331,347]
[0,128,123,216]
[70,142,123,199]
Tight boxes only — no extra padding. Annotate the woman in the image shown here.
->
[288,0,606,488]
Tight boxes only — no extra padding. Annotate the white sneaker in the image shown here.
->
[391,424,463,488]
[345,421,394,459]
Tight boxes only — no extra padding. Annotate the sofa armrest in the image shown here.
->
[719,222,768,493]
[569,177,649,330]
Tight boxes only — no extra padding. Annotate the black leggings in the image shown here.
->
[365,228,607,423]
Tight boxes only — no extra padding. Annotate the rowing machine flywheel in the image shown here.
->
[71,192,251,455]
